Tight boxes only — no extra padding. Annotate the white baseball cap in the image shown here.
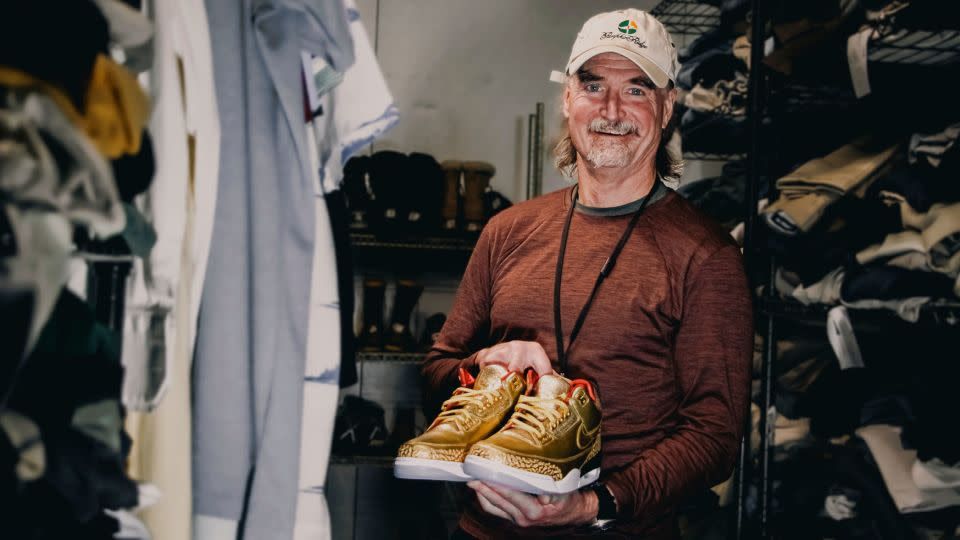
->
[558,9,680,88]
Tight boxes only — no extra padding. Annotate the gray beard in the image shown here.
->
[585,140,630,168]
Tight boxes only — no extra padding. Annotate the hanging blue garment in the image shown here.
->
[192,1,353,539]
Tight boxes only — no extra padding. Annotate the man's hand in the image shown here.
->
[467,481,598,527]
[474,341,554,375]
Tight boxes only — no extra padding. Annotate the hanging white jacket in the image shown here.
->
[123,1,220,539]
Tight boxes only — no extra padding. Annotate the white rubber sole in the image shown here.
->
[462,455,600,495]
[393,457,471,482]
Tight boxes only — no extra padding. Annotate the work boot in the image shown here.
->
[406,153,444,235]
[461,161,495,232]
[333,395,388,454]
[343,155,374,231]
[357,278,386,351]
[369,151,408,235]
[440,160,462,232]
[383,279,423,352]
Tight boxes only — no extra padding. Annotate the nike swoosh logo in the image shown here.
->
[576,422,600,450]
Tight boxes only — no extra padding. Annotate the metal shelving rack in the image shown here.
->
[330,454,395,467]
[349,232,477,252]
[652,0,960,538]
[684,150,747,161]
[355,351,426,364]
[759,298,960,330]
[349,231,476,273]
[742,4,960,540]
[333,231,474,540]
[651,0,724,37]
[869,28,960,65]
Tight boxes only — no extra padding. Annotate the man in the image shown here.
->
[422,9,753,539]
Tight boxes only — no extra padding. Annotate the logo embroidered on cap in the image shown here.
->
[617,20,638,34]
[600,30,648,49]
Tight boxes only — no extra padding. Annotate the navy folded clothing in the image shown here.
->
[680,28,734,63]
[681,108,748,154]
[840,265,956,302]
[678,172,754,230]
[677,46,735,89]
[767,197,902,285]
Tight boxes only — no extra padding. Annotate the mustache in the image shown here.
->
[588,119,638,135]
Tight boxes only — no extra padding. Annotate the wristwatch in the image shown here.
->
[588,481,617,529]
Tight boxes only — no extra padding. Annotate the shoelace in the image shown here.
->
[508,395,568,441]
[433,387,494,431]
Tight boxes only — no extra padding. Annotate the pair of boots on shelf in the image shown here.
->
[343,151,445,235]
[440,160,498,234]
[358,278,443,353]
[343,151,451,235]
[343,151,508,237]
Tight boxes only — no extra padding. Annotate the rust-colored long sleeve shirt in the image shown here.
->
[422,185,753,538]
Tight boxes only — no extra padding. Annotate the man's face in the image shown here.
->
[562,52,676,172]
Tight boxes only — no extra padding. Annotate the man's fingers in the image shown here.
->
[470,482,529,524]
[477,341,558,376]
[526,342,554,375]
[477,348,508,368]
[482,483,545,522]
[533,353,554,375]
[538,493,562,505]
[475,491,513,521]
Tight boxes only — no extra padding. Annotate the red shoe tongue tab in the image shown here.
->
[569,379,598,401]
[533,374,571,399]
[473,364,509,390]
[458,367,475,387]
[524,369,539,394]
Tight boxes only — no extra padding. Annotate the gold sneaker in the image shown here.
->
[394,364,527,481]
[462,373,601,494]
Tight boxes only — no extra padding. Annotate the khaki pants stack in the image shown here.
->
[763,139,901,236]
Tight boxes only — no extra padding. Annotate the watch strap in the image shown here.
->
[591,481,617,521]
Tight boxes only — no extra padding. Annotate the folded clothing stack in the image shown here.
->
[764,125,960,321]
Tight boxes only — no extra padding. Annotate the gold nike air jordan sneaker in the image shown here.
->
[394,364,528,482]
[462,373,601,494]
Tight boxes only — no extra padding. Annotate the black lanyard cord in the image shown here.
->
[553,181,661,375]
